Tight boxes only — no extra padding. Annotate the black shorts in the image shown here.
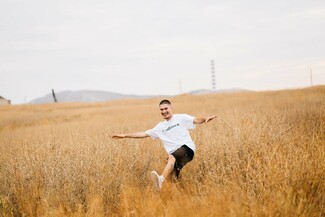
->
[170,145,194,179]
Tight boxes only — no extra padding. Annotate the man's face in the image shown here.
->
[159,103,173,120]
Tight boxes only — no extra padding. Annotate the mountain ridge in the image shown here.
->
[29,89,248,104]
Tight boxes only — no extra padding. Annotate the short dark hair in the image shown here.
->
[159,99,171,106]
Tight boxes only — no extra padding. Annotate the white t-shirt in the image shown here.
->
[145,114,196,154]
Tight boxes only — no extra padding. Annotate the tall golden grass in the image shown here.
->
[0,86,324,217]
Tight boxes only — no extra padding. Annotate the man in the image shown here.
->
[112,99,216,190]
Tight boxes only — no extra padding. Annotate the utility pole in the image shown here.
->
[211,60,216,91]
[310,68,313,87]
[179,79,182,94]
[52,89,58,103]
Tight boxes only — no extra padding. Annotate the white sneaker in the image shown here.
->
[150,171,163,190]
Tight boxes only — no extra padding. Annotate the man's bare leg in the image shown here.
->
[162,155,176,180]
[150,155,176,190]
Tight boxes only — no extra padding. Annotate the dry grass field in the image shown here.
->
[0,86,324,217]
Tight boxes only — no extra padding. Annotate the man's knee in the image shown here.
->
[168,155,176,165]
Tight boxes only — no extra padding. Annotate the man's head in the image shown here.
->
[159,99,173,121]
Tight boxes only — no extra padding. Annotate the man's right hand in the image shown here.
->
[112,132,149,139]
[112,134,126,139]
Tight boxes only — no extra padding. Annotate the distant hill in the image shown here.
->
[29,89,249,104]
[189,88,250,95]
[29,90,157,104]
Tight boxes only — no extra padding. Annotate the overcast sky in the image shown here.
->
[1,0,324,104]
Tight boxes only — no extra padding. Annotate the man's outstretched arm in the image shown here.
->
[193,115,217,124]
[112,131,149,139]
